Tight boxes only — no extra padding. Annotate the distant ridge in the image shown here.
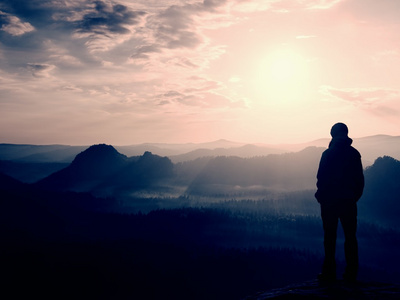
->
[169,144,285,163]
[186,146,324,194]
[116,139,247,157]
[1,135,400,165]
[0,143,87,162]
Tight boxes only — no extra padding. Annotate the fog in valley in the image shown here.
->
[1,138,400,299]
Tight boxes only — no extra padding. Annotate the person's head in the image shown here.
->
[330,122,348,138]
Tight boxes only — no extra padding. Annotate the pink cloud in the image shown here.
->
[26,63,56,78]
[0,11,35,36]
[320,86,400,119]
[305,0,344,10]
[320,86,400,104]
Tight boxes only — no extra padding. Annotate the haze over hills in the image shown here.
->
[0,144,87,162]
[1,135,399,166]
[185,147,324,196]
[28,144,323,202]
[116,135,400,165]
[1,134,400,187]
[7,143,395,229]
[169,144,286,163]
[117,139,246,157]
[3,143,400,229]
[2,142,400,299]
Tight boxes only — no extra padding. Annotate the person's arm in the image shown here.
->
[315,152,328,202]
[354,153,364,201]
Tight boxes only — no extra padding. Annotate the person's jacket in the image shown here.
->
[315,136,364,205]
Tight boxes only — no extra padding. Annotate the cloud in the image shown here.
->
[229,77,241,83]
[230,1,276,13]
[296,35,316,39]
[0,0,147,55]
[0,0,259,70]
[75,1,146,34]
[26,63,55,77]
[305,0,344,10]
[162,90,184,98]
[162,92,242,109]
[152,75,246,109]
[128,1,230,66]
[371,50,400,65]
[0,11,34,36]
[233,0,343,13]
[372,105,400,118]
[149,4,204,50]
[339,0,400,24]
[70,1,147,52]
[142,0,245,53]
[130,44,161,60]
[320,86,400,107]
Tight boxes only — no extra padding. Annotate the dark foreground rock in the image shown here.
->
[245,280,400,300]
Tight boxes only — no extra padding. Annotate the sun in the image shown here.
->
[268,53,300,81]
[252,49,310,104]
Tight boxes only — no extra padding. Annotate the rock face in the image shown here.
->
[245,280,400,300]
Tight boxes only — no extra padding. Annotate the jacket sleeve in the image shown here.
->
[353,152,364,201]
[315,152,328,203]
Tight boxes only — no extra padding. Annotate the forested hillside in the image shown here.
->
[1,143,400,299]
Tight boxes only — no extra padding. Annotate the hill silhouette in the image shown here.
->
[0,172,26,190]
[35,144,129,192]
[93,150,174,197]
[359,156,400,227]
[2,135,400,166]
[2,145,400,299]
[20,143,400,229]
[35,144,174,196]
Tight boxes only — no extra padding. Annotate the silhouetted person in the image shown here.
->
[315,123,364,282]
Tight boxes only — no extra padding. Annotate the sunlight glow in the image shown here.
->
[269,53,300,81]
[252,49,311,105]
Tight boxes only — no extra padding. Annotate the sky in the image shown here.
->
[1,0,400,145]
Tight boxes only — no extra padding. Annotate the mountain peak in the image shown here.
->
[35,144,129,191]
[71,144,127,167]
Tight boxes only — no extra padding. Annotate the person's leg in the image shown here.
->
[320,204,339,280]
[340,203,358,281]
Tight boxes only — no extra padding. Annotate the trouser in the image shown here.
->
[321,202,358,278]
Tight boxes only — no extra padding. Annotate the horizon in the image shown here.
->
[1,1,400,145]
[1,133,399,147]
